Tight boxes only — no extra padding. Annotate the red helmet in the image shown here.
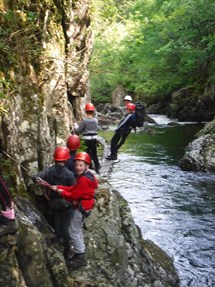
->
[74,152,91,165]
[85,103,95,111]
[53,146,70,161]
[67,135,81,151]
[126,103,136,111]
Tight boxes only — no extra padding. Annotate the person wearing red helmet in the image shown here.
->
[66,135,81,174]
[74,103,100,174]
[51,151,98,269]
[106,103,137,160]
[36,146,75,260]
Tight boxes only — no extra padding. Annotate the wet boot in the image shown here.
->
[67,253,87,269]
[106,154,117,160]
[0,215,18,237]
[63,246,74,261]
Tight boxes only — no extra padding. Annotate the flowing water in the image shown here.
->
[100,115,215,287]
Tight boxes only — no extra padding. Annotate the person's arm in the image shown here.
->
[52,176,86,201]
[54,185,74,192]
[94,118,99,132]
[74,120,86,134]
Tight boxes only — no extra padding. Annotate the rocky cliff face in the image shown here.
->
[147,87,215,122]
[168,88,215,122]
[0,0,92,183]
[180,118,215,172]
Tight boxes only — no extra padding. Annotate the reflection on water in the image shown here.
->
[105,116,215,287]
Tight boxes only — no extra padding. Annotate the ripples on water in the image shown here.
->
[107,118,215,287]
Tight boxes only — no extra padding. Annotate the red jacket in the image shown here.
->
[57,171,98,211]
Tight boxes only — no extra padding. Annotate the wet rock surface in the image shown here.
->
[180,118,215,172]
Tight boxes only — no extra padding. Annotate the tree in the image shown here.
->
[89,0,215,103]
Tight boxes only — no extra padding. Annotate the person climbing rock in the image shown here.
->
[106,103,137,160]
[74,103,100,174]
[51,152,98,269]
[0,138,18,237]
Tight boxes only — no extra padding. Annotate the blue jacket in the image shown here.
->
[116,113,136,131]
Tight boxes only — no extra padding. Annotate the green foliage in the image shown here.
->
[89,0,215,103]
[0,8,39,71]
[0,0,60,112]
[0,158,17,194]
[0,1,61,76]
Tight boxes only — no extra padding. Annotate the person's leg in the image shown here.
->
[84,140,92,158]
[90,139,100,173]
[106,130,122,160]
[110,132,120,156]
[0,174,13,210]
[117,127,131,149]
[62,207,74,260]
[0,174,18,236]
[52,211,62,241]
[84,140,93,168]
[69,209,85,253]
[67,209,87,268]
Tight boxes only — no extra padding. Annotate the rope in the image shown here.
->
[2,150,52,187]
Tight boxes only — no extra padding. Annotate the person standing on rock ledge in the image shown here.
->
[74,103,100,174]
[51,152,98,269]
[0,138,18,237]
[36,146,75,261]
[106,103,137,160]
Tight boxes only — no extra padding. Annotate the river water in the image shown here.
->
[100,115,215,287]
